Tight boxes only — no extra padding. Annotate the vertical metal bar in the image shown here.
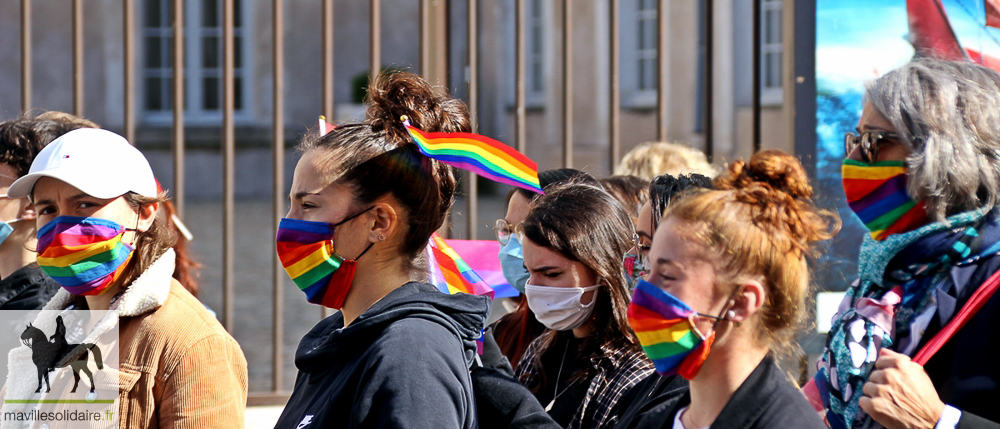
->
[272,0,286,393]
[793,0,818,179]
[222,0,236,332]
[514,0,526,153]
[21,0,31,113]
[124,0,136,144]
[562,0,572,168]
[704,0,713,161]
[466,0,479,239]
[72,0,84,117]
[173,0,186,218]
[319,0,335,321]
[322,0,334,121]
[420,0,430,78]
[752,0,761,152]
[370,0,381,82]
[656,0,668,142]
[609,0,620,173]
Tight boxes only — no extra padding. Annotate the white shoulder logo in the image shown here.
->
[297,415,314,429]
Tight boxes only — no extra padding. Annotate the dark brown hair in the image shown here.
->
[665,150,840,356]
[494,168,600,369]
[118,192,177,290]
[0,120,47,177]
[518,181,641,388]
[297,71,469,264]
[599,175,650,222]
[647,173,714,231]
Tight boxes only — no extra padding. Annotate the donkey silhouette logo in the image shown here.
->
[20,315,104,394]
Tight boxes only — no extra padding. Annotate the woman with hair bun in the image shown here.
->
[616,149,838,429]
[273,72,491,429]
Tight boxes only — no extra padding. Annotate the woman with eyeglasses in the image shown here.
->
[492,169,600,370]
[810,58,1000,429]
[513,180,653,429]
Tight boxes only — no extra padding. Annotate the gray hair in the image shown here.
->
[865,58,1000,222]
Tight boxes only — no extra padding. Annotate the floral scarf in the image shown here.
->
[814,208,1000,429]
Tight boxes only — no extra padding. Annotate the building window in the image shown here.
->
[621,0,658,108]
[636,0,658,92]
[761,0,782,104]
[142,0,248,122]
[525,0,546,103]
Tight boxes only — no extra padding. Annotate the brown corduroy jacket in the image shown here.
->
[1,249,248,429]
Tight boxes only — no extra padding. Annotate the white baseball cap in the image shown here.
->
[7,128,158,199]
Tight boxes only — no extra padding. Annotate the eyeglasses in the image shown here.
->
[844,130,900,163]
[494,219,513,245]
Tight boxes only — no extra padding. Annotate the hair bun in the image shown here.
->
[716,149,812,200]
[366,71,471,144]
[714,149,838,251]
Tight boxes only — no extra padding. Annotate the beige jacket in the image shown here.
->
[2,249,248,428]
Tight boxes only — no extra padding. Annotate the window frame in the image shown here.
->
[760,0,783,106]
[620,0,659,109]
[140,0,254,125]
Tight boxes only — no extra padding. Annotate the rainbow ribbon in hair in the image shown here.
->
[403,120,543,194]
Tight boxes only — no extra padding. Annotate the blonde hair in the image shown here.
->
[614,142,717,180]
[664,150,840,355]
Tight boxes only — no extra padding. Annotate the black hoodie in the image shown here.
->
[274,282,490,429]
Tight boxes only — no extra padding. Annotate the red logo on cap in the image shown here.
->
[63,155,70,159]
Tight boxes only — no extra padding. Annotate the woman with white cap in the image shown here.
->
[3,128,248,428]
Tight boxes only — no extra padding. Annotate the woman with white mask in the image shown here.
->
[492,168,600,369]
[514,180,653,429]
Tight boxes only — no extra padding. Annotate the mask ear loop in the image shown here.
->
[696,285,744,333]
[331,205,378,261]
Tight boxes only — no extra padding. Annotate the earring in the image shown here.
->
[377,234,386,242]
[726,310,736,319]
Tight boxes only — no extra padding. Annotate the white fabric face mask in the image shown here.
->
[524,284,601,331]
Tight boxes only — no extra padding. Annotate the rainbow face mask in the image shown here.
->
[842,159,927,240]
[36,216,135,296]
[275,212,373,310]
[627,279,718,380]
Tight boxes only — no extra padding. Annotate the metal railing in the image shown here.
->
[14,0,765,405]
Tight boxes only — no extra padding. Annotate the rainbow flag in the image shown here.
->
[426,232,493,355]
[404,124,543,194]
[427,232,494,299]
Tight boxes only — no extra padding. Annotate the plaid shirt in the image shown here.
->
[515,336,654,429]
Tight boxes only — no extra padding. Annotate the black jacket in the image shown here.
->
[614,355,825,429]
[0,264,60,310]
[920,252,1000,429]
[273,282,490,429]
